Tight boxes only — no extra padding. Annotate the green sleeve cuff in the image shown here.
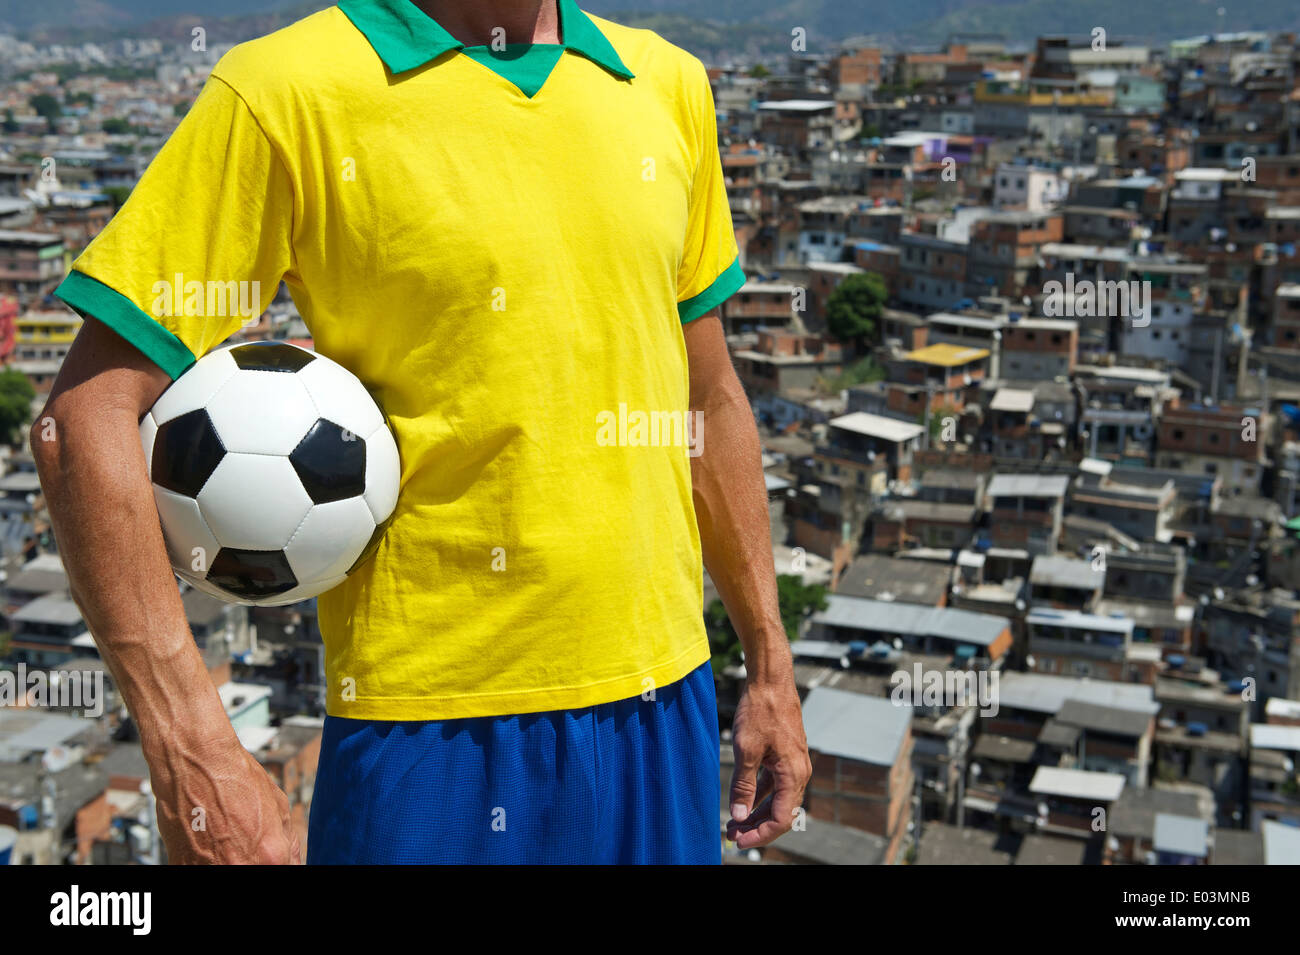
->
[54,269,197,380]
[678,256,744,324]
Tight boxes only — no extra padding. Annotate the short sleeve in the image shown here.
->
[676,62,743,324]
[54,74,295,379]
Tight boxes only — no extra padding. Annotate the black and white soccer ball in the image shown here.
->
[140,341,400,606]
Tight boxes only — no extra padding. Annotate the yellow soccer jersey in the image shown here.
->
[54,0,744,719]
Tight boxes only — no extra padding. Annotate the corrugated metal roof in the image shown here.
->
[1026,607,1133,634]
[1153,813,1209,857]
[828,411,924,443]
[1029,766,1126,801]
[812,594,1009,646]
[1262,820,1300,865]
[0,711,93,762]
[10,592,83,626]
[988,473,1071,498]
[1251,724,1300,752]
[801,686,911,766]
[1056,699,1152,737]
[904,342,990,367]
[990,388,1036,412]
[997,672,1159,715]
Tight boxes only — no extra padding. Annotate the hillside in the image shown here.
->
[3,0,1298,49]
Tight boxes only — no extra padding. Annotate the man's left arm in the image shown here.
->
[683,312,812,850]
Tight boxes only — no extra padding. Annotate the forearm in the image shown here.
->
[690,374,792,684]
[32,403,236,767]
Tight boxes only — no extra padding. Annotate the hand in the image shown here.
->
[150,736,302,865]
[726,675,812,850]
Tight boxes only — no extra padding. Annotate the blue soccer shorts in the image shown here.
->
[306,659,721,864]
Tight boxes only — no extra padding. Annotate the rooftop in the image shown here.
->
[1262,821,1300,865]
[1153,813,1209,858]
[997,671,1159,716]
[835,554,950,605]
[812,593,1010,647]
[1030,554,1104,590]
[827,411,924,443]
[767,816,889,864]
[905,342,991,367]
[1029,766,1126,802]
[1251,723,1300,752]
[1055,698,1152,737]
[10,592,84,627]
[800,686,911,767]
[990,388,1036,413]
[0,710,94,762]
[1014,833,1089,865]
[916,823,1015,865]
[1027,607,1134,635]
[987,473,1071,498]
[1108,787,1202,839]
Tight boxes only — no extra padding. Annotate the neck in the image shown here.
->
[414,0,560,46]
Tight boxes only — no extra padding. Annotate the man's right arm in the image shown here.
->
[32,316,300,864]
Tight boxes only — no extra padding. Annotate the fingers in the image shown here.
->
[727,761,804,850]
[728,735,763,823]
[751,766,776,809]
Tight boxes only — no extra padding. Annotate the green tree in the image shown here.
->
[101,117,132,135]
[1,109,17,133]
[825,271,887,352]
[748,64,771,79]
[706,574,829,673]
[822,354,885,393]
[29,93,61,129]
[0,368,35,445]
[103,185,132,210]
[920,401,961,444]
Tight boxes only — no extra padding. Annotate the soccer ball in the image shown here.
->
[140,341,400,606]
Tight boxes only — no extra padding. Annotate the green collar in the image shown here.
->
[337,0,634,79]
